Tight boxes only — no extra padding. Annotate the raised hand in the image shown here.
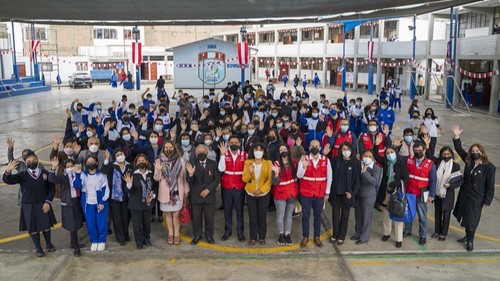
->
[105,150,111,161]
[51,156,59,170]
[104,121,111,133]
[65,108,71,118]
[285,122,291,129]
[218,142,228,156]
[232,113,238,122]
[186,163,196,175]
[130,130,139,140]
[375,134,383,146]
[6,160,19,173]
[300,156,308,169]
[325,126,333,137]
[78,123,85,133]
[393,137,403,147]
[383,124,389,136]
[180,120,187,132]
[422,135,431,148]
[215,127,222,138]
[95,115,102,125]
[123,172,133,184]
[452,125,462,139]
[323,143,331,155]
[271,163,280,174]
[111,100,117,109]
[139,116,147,125]
[73,164,82,174]
[169,129,176,141]
[6,137,14,149]
[269,119,275,128]
[154,159,163,171]
[247,163,255,175]
[52,136,62,149]
[259,122,265,131]
[296,137,302,146]
[73,142,81,155]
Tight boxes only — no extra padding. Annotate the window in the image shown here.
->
[167,55,174,61]
[246,33,256,46]
[328,25,343,43]
[301,57,323,70]
[458,12,490,37]
[493,7,500,34]
[24,27,47,41]
[384,20,398,41]
[76,62,88,71]
[124,29,141,40]
[93,28,118,39]
[226,34,238,43]
[302,30,311,41]
[278,30,297,44]
[258,57,274,68]
[258,32,275,43]
[360,24,379,39]
[277,57,297,69]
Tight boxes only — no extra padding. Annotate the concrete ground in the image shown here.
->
[0,82,499,281]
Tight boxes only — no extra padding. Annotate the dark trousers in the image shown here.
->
[130,209,152,247]
[466,230,476,242]
[332,194,351,240]
[246,193,270,240]
[110,200,130,243]
[434,197,451,236]
[301,195,324,238]
[192,203,215,238]
[151,198,162,219]
[223,188,245,234]
[429,137,437,159]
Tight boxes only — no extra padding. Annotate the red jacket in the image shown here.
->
[361,132,385,157]
[406,157,433,195]
[272,160,299,200]
[221,150,247,190]
[300,155,328,198]
[332,131,353,157]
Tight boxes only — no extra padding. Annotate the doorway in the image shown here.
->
[17,64,26,77]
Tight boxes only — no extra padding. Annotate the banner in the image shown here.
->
[132,42,142,65]
[30,40,40,62]
[237,42,249,70]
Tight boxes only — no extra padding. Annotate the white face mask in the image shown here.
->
[86,131,94,138]
[204,140,213,146]
[154,125,163,132]
[341,125,349,133]
[150,138,159,145]
[89,144,99,153]
[254,151,264,159]
[342,150,352,158]
[65,167,74,175]
[363,157,373,166]
[369,125,377,133]
[116,155,126,163]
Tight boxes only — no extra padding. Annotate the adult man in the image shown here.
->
[358,120,391,157]
[187,144,221,245]
[218,136,247,242]
[403,141,437,245]
[297,140,332,248]
[76,137,107,170]
[331,119,357,157]
[155,75,165,95]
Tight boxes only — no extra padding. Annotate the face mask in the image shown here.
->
[72,127,78,133]
[191,125,198,131]
[116,155,126,163]
[356,102,361,106]
[369,125,377,133]
[271,113,278,118]
[276,123,283,129]
[404,136,413,143]
[122,134,131,141]
[442,156,452,162]
[128,108,135,114]
[253,151,264,159]
[426,113,432,117]
[64,147,74,156]
[414,151,424,159]
[220,111,226,116]
[86,131,94,138]
[341,125,349,133]
[86,162,97,170]
[154,125,163,132]
[165,150,174,158]
[65,167,74,175]
[310,147,320,155]
[371,106,377,111]
[363,157,373,166]
[137,163,147,169]
[342,150,352,158]
[287,139,295,147]
[122,116,130,122]
[312,113,319,118]
[181,139,190,147]
[230,144,239,151]
[159,109,166,114]
[204,140,213,146]
[222,135,230,141]
[381,105,387,110]
[197,153,207,162]
[27,161,38,170]
[248,129,255,135]
[96,105,102,110]
[413,115,419,119]
[89,145,99,153]
[387,152,397,162]
[150,138,159,145]
[280,151,288,159]
[472,152,481,160]
[147,97,152,101]
[290,128,297,133]
[283,118,289,122]
[77,107,83,112]
[268,136,276,142]
[330,109,337,116]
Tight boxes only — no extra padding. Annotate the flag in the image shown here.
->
[30,40,40,62]
[132,42,142,66]
[56,74,62,85]
[237,42,249,69]
[367,41,374,60]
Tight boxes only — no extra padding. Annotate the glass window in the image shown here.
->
[302,30,311,41]
[384,20,398,41]
[360,24,379,39]
[278,30,297,44]
[258,32,275,43]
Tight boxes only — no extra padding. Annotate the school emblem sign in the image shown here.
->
[198,51,226,85]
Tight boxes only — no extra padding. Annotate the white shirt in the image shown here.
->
[77,172,109,205]
[423,118,439,138]
[296,155,333,195]
[218,150,240,172]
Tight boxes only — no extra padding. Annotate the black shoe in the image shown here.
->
[191,237,201,245]
[381,235,390,241]
[73,248,81,257]
[158,216,163,223]
[218,205,225,211]
[125,237,131,243]
[237,232,245,242]
[395,241,402,248]
[291,211,300,218]
[151,217,156,223]
[35,249,44,257]
[119,241,126,246]
[277,234,286,246]
[419,237,426,245]
[356,240,367,245]
[374,205,383,212]
[431,233,439,238]
[108,228,113,235]
[144,241,152,247]
[221,232,232,241]
[350,235,359,241]
[285,234,293,246]
[137,245,143,250]
[403,232,411,238]
[206,236,215,244]
[70,243,86,249]
[457,236,467,243]
[439,235,446,241]
[466,241,474,252]
[47,244,56,252]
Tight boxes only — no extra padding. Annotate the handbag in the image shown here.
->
[179,203,192,225]
[389,180,417,223]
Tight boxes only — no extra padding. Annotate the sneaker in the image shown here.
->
[285,234,293,246]
[277,234,285,246]
[97,242,105,251]
[90,243,97,252]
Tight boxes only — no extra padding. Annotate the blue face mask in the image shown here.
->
[330,109,337,116]
[387,152,397,162]
[72,127,78,133]
[222,134,230,141]
[404,136,413,143]
[181,139,190,147]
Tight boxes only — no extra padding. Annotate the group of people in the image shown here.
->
[3,79,495,258]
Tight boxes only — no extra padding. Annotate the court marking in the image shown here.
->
[427,215,500,243]
[346,258,500,266]
[0,223,62,244]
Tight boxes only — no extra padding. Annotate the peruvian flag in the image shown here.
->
[132,42,142,66]
[30,40,40,62]
[238,42,249,69]
[367,41,374,60]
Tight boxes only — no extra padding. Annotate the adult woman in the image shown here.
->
[124,154,157,249]
[374,146,409,248]
[242,143,273,245]
[423,139,463,241]
[154,140,189,245]
[271,144,298,246]
[452,125,495,251]
[422,108,442,157]
[353,150,382,244]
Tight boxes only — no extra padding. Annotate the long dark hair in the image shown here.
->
[423,107,437,120]
[248,142,269,160]
[134,153,150,170]
[465,143,489,165]
[277,144,296,178]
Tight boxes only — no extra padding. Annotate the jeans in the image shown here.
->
[274,198,295,234]
[404,198,428,238]
[393,98,401,109]
[301,196,324,238]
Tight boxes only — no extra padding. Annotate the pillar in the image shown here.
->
[424,14,435,100]
[353,26,360,90]
[376,20,385,92]
[323,24,328,88]
[489,36,500,114]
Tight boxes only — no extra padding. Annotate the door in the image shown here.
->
[17,64,26,77]
[279,65,289,81]
[140,63,148,80]
[150,62,158,81]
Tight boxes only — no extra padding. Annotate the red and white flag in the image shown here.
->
[238,42,249,69]
[367,41,374,60]
[30,40,40,62]
[132,42,142,66]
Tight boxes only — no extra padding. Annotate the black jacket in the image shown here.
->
[374,153,409,206]
[329,156,361,206]
[125,170,157,211]
[186,159,220,205]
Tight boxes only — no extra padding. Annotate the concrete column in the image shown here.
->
[424,59,433,100]
[353,26,360,90]
[489,35,500,115]
[424,14,435,100]
[223,34,227,41]
[376,20,385,92]
[323,24,328,88]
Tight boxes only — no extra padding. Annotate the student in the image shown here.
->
[313,73,320,89]
[48,157,84,257]
[3,153,57,258]
[293,75,300,91]
[124,154,157,249]
[422,107,442,157]
[73,155,110,252]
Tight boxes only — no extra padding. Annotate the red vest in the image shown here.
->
[406,157,433,195]
[272,160,299,200]
[300,155,328,198]
[361,132,385,157]
[221,150,247,190]
[332,131,353,157]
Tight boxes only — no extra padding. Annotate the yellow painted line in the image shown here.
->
[427,216,500,243]
[0,223,62,244]
[347,258,500,266]
[34,144,53,165]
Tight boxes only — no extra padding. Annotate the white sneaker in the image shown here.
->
[97,242,105,252]
[90,243,97,252]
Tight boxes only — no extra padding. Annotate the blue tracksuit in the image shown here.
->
[300,115,324,149]
[377,107,396,135]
